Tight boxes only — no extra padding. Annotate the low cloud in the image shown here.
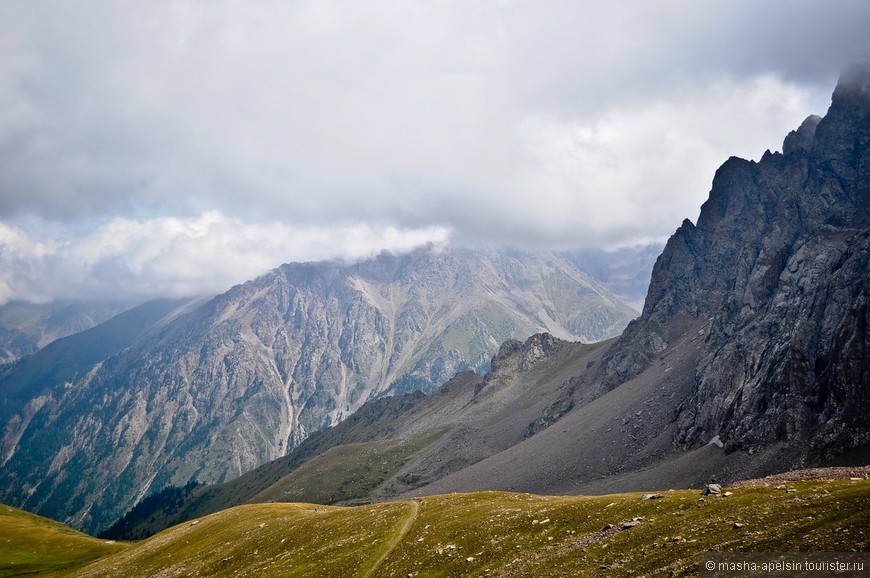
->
[0,1,868,302]
[0,215,449,304]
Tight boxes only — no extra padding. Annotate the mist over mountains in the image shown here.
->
[0,52,868,575]
[0,301,136,364]
[2,3,870,574]
[5,61,870,539]
[0,247,637,532]
[101,64,870,541]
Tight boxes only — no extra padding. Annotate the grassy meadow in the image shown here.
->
[1,478,867,577]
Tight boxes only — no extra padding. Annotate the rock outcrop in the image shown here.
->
[605,63,870,458]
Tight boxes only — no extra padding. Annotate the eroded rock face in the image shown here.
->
[0,247,636,533]
[604,64,870,458]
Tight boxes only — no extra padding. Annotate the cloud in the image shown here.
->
[0,215,449,304]
[0,1,869,301]
[492,75,818,247]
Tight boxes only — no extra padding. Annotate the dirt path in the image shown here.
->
[360,499,420,578]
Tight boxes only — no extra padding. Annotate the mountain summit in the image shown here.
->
[0,247,635,532]
[266,64,870,505]
[605,63,870,458]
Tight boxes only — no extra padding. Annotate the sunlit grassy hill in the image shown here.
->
[4,478,868,577]
[0,505,127,577]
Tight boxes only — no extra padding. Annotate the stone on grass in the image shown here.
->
[702,483,722,495]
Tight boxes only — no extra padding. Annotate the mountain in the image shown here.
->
[406,65,870,497]
[0,247,637,533]
[560,244,662,311]
[109,64,870,537]
[101,333,609,538]
[0,300,137,364]
[602,63,870,457]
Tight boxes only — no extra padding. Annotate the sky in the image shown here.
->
[1,1,869,304]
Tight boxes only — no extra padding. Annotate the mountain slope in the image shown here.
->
[0,298,196,407]
[0,247,636,533]
[7,478,870,577]
[0,504,127,577]
[103,334,611,538]
[0,300,137,365]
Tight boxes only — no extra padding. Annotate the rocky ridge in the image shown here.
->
[0,247,636,532]
[603,64,870,458]
[346,64,870,501]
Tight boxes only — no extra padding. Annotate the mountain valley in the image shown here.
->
[1,60,869,578]
[96,65,870,545]
[0,248,636,533]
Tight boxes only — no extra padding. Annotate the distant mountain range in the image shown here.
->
[105,64,870,540]
[560,244,662,311]
[0,246,660,366]
[3,65,868,546]
[0,247,637,533]
[0,300,136,364]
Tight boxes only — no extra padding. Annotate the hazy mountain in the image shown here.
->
[0,298,200,409]
[0,300,138,364]
[560,244,662,311]
[0,247,637,533]
[109,64,870,538]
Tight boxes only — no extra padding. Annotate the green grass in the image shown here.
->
[379,481,870,577]
[69,502,414,578]
[0,505,127,577]
[4,479,869,577]
[250,432,439,505]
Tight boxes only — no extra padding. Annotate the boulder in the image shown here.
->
[702,483,722,495]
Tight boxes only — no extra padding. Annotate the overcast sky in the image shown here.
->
[1,1,869,304]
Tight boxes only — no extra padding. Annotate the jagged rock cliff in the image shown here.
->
[0,247,636,532]
[604,64,870,458]
[378,66,870,501]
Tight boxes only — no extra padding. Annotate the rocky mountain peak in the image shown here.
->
[812,66,870,195]
[782,114,821,156]
[602,63,870,458]
[831,62,870,102]
[477,332,568,397]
